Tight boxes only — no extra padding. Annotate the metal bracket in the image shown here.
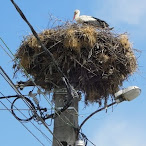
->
[57,107,78,114]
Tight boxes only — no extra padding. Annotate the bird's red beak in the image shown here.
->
[73,14,75,21]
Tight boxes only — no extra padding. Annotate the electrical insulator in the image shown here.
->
[33,96,39,105]
[19,83,24,90]
[15,82,24,90]
[29,91,39,105]
[75,140,85,146]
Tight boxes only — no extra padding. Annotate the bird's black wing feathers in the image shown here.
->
[92,17,109,28]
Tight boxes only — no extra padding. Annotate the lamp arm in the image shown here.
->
[79,101,117,130]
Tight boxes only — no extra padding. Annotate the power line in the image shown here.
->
[0,36,77,129]
[1,62,98,146]
[0,43,13,59]
[0,68,63,146]
[2,1,79,144]
[0,37,95,145]
[10,0,79,124]
[0,99,45,146]
[0,50,76,146]
[0,109,33,110]
[0,37,14,57]
[0,92,53,144]
[0,66,37,113]
[1,63,76,128]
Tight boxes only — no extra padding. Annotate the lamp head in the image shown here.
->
[115,86,141,103]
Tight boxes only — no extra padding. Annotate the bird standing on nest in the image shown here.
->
[73,9,111,29]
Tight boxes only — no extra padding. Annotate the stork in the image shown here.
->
[73,9,110,29]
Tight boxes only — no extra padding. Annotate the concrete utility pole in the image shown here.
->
[53,88,78,146]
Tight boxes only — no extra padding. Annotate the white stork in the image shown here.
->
[73,9,110,29]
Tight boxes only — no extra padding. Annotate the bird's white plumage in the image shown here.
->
[76,15,97,23]
[74,10,96,23]
[73,9,109,28]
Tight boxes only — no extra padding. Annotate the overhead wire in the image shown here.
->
[0,50,98,146]
[0,68,63,146]
[0,12,99,146]
[0,43,13,60]
[1,1,104,145]
[0,66,38,115]
[0,25,97,146]
[0,67,64,146]
[0,26,78,129]
[1,1,80,144]
[10,0,77,106]
[0,97,45,146]
[0,37,77,146]
[0,28,80,146]
[10,0,80,125]
[1,0,112,126]
[0,37,76,126]
[0,91,53,144]
[0,67,38,122]
[0,37,14,57]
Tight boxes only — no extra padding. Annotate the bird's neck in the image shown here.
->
[75,13,80,19]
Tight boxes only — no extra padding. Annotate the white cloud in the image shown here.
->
[96,0,146,25]
[92,119,146,146]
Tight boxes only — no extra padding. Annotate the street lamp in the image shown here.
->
[79,86,141,129]
[76,86,141,146]
[115,86,141,103]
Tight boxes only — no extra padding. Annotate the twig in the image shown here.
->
[72,57,97,76]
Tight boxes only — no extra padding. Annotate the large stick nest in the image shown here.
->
[14,24,137,104]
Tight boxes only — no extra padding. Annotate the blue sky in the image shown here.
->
[0,0,146,146]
